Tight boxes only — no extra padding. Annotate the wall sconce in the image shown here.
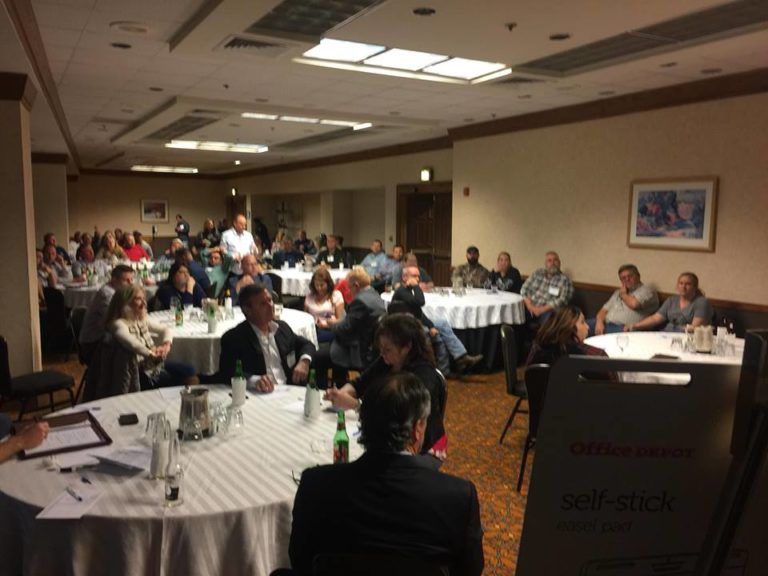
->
[231,187,237,196]
[420,167,434,182]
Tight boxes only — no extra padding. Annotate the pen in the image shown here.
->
[65,487,83,502]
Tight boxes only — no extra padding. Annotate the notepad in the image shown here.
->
[19,411,112,459]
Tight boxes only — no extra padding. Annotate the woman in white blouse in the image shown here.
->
[304,267,345,343]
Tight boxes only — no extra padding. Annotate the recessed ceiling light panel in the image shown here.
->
[364,48,447,71]
[131,165,198,174]
[279,115,320,124]
[423,57,506,80]
[165,140,268,153]
[303,38,385,62]
[241,112,279,120]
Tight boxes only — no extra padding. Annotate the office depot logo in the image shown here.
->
[569,441,694,459]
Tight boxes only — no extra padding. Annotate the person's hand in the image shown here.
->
[18,422,49,450]
[317,318,328,329]
[186,275,196,292]
[157,341,172,358]
[323,386,358,410]
[429,327,439,337]
[236,275,254,292]
[595,320,605,336]
[292,359,310,384]
[255,374,275,393]
[619,284,628,296]
[624,324,633,332]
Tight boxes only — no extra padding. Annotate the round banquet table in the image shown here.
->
[382,288,525,371]
[268,268,348,297]
[149,308,318,375]
[585,332,744,384]
[0,385,362,576]
[60,282,158,309]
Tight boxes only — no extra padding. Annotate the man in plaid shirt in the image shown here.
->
[521,251,574,322]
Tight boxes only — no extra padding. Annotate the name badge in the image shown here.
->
[327,255,334,263]
[371,261,377,268]
[548,285,560,296]
[287,352,296,368]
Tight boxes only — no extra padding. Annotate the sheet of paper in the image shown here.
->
[24,423,102,456]
[55,445,114,470]
[37,483,102,520]
[158,386,184,401]
[94,446,152,471]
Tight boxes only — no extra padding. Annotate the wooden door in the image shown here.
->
[396,182,452,287]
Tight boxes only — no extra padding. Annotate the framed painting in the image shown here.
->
[627,177,717,252]
[140,200,168,223]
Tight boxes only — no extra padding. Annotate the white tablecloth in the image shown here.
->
[0,385,362,576]
[269,268,348,297]
[382,287,525,329]
[60,282,158,309]
[150,308,318,374]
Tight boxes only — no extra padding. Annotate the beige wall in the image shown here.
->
[453,93,768,305]
[68,173,228,239]
[33,162,68,249]
[228,148,452,252]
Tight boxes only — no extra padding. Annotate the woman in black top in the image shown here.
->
[325,313,448,460]
[489,251,523,293]
[527,305,607,366]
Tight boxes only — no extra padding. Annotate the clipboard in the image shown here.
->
[18,410,112,459]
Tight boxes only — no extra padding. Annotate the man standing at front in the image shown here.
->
[452,246,489,288]
[521,251,574,322]
[220,214,257,275]
[289,372,484,576]
[589,264,659,335]
[218,283,315,391]
[174,214,190,244]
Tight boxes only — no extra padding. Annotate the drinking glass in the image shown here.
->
[616,334,629,354]
[273,303,284,320]
[227,406,244,436]
[670,337,683,354]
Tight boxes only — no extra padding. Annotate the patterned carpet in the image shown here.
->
[21,357,531,575]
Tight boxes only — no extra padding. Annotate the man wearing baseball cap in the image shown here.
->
[452,245,490,288]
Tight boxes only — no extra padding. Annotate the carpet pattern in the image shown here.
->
[8,358,532,575]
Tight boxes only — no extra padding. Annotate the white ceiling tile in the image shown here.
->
[32,3,92,31]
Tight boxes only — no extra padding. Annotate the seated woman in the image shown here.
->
[626,272,711,332]
[325,313,448,462]
[95,231,126,263]
[527,305,606,366]
[156,263,206,309]
[304,267,345,343]
[105,284,196,393]
[489,251,523,293]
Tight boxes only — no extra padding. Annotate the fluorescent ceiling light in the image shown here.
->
[364,48,448,71]
[165,140,268,153]
[423,57,507,80]
[241,112,278,120]
[319,119,359,127]
[131,165,198,174]
[353,122,372,131]
[303,38,385,62]
[279,116,320,124]
[293,57,466,85]
[470,67,513,84]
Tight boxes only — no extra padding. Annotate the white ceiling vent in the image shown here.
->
[144,111,225,142]
[214,35,298,58]
[489,76,547,88]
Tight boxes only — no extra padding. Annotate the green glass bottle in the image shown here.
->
[333,410,349,464]
[234,359,244,380]
[174,299,184,327]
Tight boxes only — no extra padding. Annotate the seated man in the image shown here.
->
[43,232,71,265]
[72,244,96,280]
[316,234,352,269]
[155,238,184,270]
[121,232,149,262]
[520,251,574,323]
[79,264,134,362]
[272,236,304,269]
[42,243,72,282]
[218,283,315,391]
[393,252,434,291]
[229,254,273,305]
[382,243,405,287]
[394,266,483,376]
[588,264,659,335]
[289,372,484,576]
[360,239,388,290]
[175,247,211,294]
[294,230,316,255]
[156,263,206,309]
[452,245,489,288]
[204,250,231,299]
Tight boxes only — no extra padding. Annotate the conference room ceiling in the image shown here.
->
[15,0,768,174]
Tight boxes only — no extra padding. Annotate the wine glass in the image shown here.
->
[616,334,629,354]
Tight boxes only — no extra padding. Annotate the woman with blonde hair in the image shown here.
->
[105,284,196,393]
[95,230,126,262]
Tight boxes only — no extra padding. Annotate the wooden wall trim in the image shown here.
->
[449,67,768,142]
[3,0,80,165]
[31,152,68,164]
[228,136,453,179]
[573,280,768,314]
[0,72,36,109]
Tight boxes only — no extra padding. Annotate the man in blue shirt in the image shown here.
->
[229,254,273,305]
[360,239,389,291]
[272,237,304,269]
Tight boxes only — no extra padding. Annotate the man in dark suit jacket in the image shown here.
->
[288,372,484,576]
[315,234,352,269]
[218,283,315,392]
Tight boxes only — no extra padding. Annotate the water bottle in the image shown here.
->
[164,434,183,507]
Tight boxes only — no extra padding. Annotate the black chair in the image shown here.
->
[266,271,304,310]
[205,281,218,299]
[0,336,75,420]
[69,307,89,403]
[517,363,550,492]
[42,286,72,360]
[499,324,528,445]
[313,553,448,576]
